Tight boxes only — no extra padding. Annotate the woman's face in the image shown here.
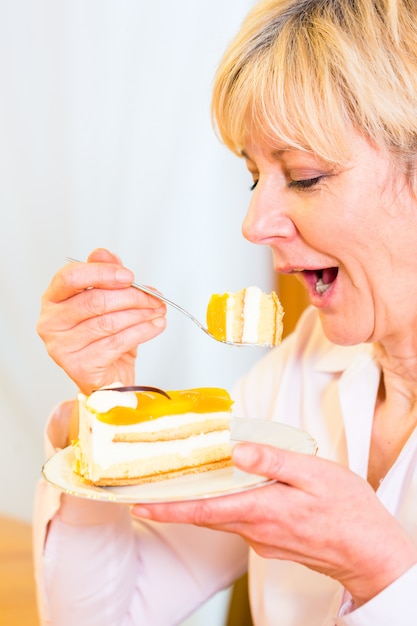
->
[242,130,417,347]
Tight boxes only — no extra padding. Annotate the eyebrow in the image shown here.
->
[240,147,290,160]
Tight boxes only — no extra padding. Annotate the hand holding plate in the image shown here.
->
[132,441,417,609]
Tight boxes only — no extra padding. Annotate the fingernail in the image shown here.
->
[232,443,260,466]
[152,316,166,328]
[116,268,134,283]
[131,505,151,518]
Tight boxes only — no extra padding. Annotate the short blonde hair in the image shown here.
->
[212,0,417,167]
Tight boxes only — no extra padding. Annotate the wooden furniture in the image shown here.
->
[278,273,310,338]
[226,573,253,626]
[0,515,39,626]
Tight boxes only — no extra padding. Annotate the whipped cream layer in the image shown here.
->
[241,286,262,343]
[224,286,262,343]
[225,292,236,341]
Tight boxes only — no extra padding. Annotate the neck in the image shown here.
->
[374,341,417,408]
[367,341,417,489]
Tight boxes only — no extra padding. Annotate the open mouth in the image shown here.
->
[304,267,339,295]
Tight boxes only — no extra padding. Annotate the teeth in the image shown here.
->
[315,277,330,294]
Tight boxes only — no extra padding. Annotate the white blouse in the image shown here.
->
[34,306,417,625]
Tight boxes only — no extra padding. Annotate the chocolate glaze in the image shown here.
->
[92,385,171,399]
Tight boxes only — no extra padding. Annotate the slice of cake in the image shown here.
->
[73,384,233,486]
[206,286,284,347]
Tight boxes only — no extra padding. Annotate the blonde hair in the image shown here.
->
[212,0,417,168]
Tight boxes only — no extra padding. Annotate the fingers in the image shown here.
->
[130,445,315,525]
[131,490,252,525]
[38,251,167,338]
[130,478,291,534]
[232,442,354,493]
[45,259,134,304]
[54,306,165,346]
[36,248,168,393]
[45,308,165,364]
[232,442,318,487]
[87,248,123,264]
[46,284,166,328]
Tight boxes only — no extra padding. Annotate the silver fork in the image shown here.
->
[66,257,258,347]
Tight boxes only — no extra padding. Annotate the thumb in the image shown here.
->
[232,442,319,488]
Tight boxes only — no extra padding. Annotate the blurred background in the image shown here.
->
[0,0,281,624]
[0,0,270,521]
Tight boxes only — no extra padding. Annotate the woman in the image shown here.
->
[35,1,417,624]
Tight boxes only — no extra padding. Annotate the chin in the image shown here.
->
[319,313,370,347]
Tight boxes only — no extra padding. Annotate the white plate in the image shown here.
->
[42,418,317,503]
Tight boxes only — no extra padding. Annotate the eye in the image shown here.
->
[288,176,323,190]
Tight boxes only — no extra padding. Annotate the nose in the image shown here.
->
[242,187,297,245]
